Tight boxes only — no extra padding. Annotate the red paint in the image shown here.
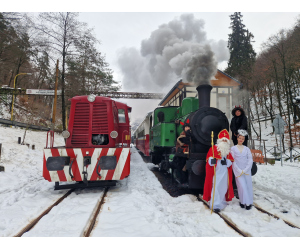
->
[66,148,82,181]
[51,148,67,181]
[105,148,123,180]
[42,153,51,182]
[120,152,130,179]
[43,95,131,184]
[135,134,150,156]
[90,148,109,181]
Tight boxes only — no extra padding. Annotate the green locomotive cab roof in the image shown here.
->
[153,106,179,125]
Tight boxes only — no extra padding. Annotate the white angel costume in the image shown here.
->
[231,145,253,206]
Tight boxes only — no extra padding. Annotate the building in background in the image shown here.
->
[158,69,242,120]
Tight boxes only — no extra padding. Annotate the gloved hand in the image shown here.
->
[210,158,217,165]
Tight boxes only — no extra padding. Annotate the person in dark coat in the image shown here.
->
[230,106,248,146]
[173,120,191,185]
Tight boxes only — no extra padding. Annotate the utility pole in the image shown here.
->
[50,60,59,131]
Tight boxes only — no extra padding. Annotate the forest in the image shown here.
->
[0,12,119,131]
[224,12,300,149]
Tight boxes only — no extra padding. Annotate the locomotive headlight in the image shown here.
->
[110,131,118,138]
[62,130,70,138]
[87,94,96,102]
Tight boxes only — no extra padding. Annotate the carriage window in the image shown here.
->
[118,109,126,123]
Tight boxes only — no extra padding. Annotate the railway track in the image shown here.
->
[197,195,300,237]
[149,162,300,236]
[253,203,300,229]
[14,188,109,237]
[82,187,109,237]
[140,150,300,236]
[197,195,250,237]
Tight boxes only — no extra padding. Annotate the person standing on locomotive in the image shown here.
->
[173,120,191,184]
[176,120,191,153]
[203,129,234,212]
[231,129,253,210]
[230,106,248,146]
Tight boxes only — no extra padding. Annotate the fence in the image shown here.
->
[0,118,50,131]
[249,139,300,163]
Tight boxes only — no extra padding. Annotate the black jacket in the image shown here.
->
[230,107,248,135]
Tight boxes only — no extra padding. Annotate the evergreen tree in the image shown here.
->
[225,12,256,79]
[225,12,256,142]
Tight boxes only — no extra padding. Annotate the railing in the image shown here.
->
[249,138,300,163]
[0,118,50,131]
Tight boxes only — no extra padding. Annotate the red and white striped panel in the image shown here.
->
[43,148,130,182]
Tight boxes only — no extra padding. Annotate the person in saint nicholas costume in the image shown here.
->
[230,129,253,210]
[203,129,234,212]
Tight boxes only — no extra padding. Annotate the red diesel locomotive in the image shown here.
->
[43,94,132,190]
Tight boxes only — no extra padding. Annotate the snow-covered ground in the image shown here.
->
[1,126,300,242]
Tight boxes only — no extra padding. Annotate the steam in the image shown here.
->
[176,44,217,86]
[117,13,229,92]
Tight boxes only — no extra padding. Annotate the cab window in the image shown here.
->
[118,109,126,123]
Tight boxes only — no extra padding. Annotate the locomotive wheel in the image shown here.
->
[150,152,160,165]
[158,160,168,172]
[158,162,163,172]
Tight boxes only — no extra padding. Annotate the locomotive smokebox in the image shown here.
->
[196,84,213,108]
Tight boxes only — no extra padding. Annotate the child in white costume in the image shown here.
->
[230,129,253,210]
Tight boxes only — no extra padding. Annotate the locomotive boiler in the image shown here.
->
[149,84,256,189]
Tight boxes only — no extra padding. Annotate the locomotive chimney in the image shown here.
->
[196,84,212,108]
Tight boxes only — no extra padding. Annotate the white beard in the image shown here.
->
[217,139,230,157]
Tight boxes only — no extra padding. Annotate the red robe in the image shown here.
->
[203,145,234,202]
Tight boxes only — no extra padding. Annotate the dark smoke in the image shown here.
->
[117,13,229,92]
[181,44,217,86]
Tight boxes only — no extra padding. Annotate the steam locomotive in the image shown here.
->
[43,95,132,190]
[135,84,257,189]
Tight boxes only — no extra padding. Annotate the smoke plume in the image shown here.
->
[117,13,229,92]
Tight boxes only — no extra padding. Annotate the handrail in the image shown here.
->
[46,130,54,148]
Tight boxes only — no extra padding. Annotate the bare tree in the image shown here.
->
[34,12,119,130]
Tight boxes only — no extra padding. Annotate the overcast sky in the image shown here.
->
[78,12,300,85]
[5,1,300,123]
[78,10,299,123]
